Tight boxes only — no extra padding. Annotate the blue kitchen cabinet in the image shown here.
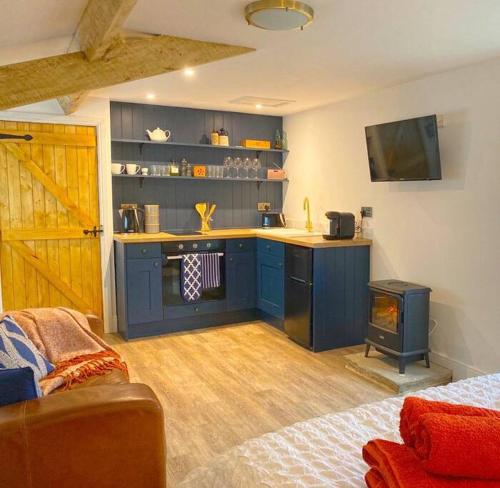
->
[115,242,164,338]
[126,258,164,325]
[226,251,256,311]
[256,240,285,319]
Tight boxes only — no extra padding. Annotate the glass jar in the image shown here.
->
[180,158,188,176]
[169,161,179,176]
[186,163,192,177]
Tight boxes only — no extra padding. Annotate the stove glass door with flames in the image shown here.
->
[370,291,401,333]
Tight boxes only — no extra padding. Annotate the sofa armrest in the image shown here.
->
[86,313,104,337]
[0,384,166,488]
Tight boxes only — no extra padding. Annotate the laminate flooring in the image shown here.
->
[107,321,393,487]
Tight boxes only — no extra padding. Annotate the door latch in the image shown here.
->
[83,226,104,237]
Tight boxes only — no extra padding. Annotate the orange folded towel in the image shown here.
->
[362,439,500,488]
[400,397,500,447]
[414,413,500,480]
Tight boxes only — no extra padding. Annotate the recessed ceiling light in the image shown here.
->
[255,103,263,109]
[245,0,314,31]
[146,93,156,100]
[184,68,195,77]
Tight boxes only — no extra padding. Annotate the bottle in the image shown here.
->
[186,163,192,177]
[274,129,282,149]
[282,130,288,150]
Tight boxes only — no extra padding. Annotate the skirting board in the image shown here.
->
[430,350,486,380]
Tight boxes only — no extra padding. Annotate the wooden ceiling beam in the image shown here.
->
[56,0,138,114]
[78,0,138,62]
[0,36,253,110]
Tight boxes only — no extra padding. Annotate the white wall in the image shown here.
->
[284,57,500,379]
[0,97,116,332]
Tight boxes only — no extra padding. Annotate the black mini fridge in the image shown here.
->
[285,244,313,348]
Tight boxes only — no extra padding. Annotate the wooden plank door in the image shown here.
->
[0,120,103,318]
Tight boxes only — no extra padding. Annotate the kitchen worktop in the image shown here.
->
[113,228,372,248]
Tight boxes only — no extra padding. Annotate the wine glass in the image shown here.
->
[223,156,233,178]
[233,157,242,178]
[252,158,261,179]
[242,157,252,178]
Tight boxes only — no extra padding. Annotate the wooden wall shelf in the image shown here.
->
[112,174,288,183]
[111,138,288,154]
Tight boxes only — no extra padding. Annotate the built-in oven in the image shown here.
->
[162,240,226,306]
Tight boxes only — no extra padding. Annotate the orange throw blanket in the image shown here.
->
[400,397,500,447]
[414,414,500,480]
[4,308,127,394]
[363,439,500,488]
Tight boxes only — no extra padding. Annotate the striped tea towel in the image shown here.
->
[200,253,221,289]
[181,254,202,302]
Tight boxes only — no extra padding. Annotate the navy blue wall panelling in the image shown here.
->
[111,102,285,231]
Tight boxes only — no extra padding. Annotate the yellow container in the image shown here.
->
[193,165,207,177]
[241,139,271,149]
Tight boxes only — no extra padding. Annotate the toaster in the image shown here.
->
[323,211,355,240]
[261,212,286,228]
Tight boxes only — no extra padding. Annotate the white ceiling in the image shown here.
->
[1,0,500,115]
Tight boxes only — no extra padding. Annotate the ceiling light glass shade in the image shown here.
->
[245,0,314,31]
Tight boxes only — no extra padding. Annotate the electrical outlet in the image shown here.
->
[361,206,373,218]
[257,202,271,212]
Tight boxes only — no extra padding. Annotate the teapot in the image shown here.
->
[146,128,171,142]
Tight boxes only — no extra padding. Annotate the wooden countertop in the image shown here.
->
[113,228,372,249]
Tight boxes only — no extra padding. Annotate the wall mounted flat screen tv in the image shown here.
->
[365,115,442,181]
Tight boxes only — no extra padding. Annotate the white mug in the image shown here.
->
[141,168,149,176]
[111,163,125,175]
[126,163,141,175]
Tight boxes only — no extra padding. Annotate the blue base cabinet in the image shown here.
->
[115,242,164,339]
[256,239,285,321]
[312,246,370,351]
[115,238,370,348]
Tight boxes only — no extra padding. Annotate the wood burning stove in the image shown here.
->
[365,280,431,374]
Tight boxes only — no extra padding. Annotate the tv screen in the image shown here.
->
[365,115,442,181]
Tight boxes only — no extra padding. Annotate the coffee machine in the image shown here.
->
[119,203,143,233]
[323,211,355,240]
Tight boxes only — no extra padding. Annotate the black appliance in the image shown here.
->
[365,280,431,374]
[119,203,143,233]
[323,211,355,240]
[365,115,442,181]
[161,240,226,306]
[284,244,313,349]
[261,212,286,228]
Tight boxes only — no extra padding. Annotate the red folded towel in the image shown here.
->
[414,413,500,480]
[363,439,500,488]
[400,397,500,447]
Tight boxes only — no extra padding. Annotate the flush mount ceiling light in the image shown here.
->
[244,0,314,31]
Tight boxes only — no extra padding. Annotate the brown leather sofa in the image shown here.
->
[0,314,166,488]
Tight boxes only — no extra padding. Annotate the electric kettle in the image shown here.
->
[119,203,143,233]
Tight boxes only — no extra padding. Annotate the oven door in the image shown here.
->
[162,253,226,307]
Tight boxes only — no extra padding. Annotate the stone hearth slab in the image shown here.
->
[344,351,452,394]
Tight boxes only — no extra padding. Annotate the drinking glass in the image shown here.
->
[242,157,252,179]
[160,165,169,176]
[217,166,225,178]
[150,164,159,176]
[207,165,215,178]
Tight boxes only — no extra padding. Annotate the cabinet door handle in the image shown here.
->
[238,243,243,248]
[229,257,233,262]
[278,262,283,267]
[153,261,160,268]
[141,248,147,254]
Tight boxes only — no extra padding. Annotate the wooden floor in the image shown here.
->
[107,321,393,487]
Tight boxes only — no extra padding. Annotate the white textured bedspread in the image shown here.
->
[179,374,500,488]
